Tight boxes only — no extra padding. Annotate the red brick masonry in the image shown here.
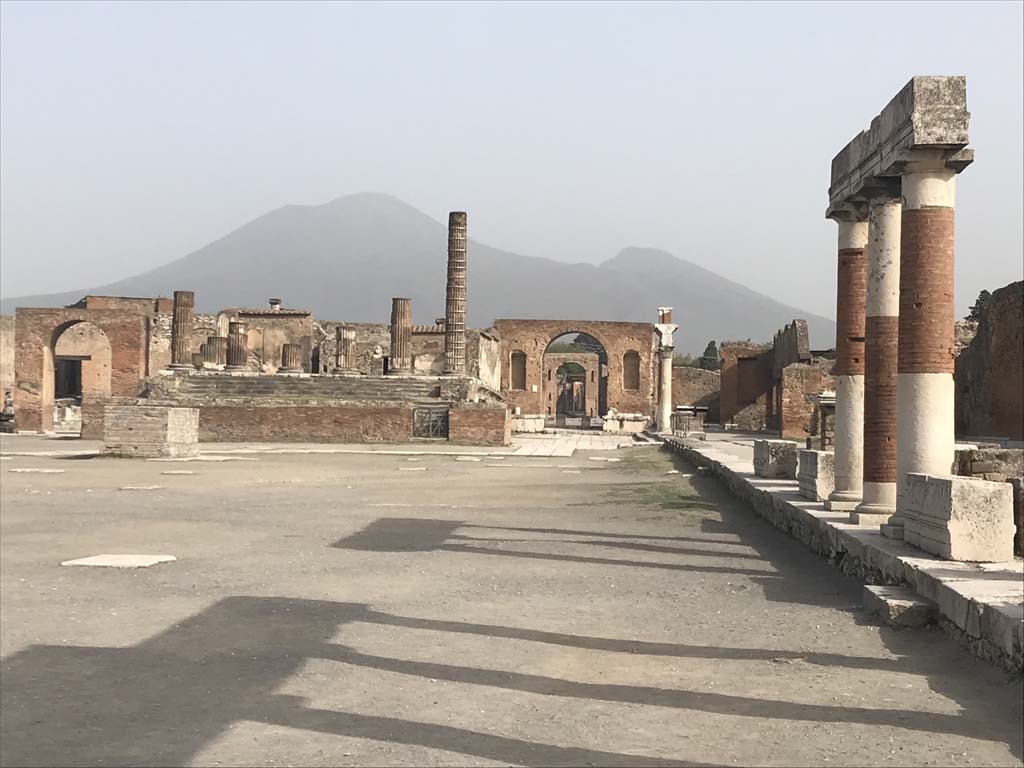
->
[899,208,955,375]
[835,248,867,377]
[863,315,899,483]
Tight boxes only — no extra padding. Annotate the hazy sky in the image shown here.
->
[2,1,1022,318]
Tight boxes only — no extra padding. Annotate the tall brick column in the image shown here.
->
[226,322,248,370]
[206,336,228,367]
[336,328,357,373]
[852,194,901,525]
[280,343,302,373]
[826,215,868,511]
[168,290,195,370]
[887,163,958,538]
[444,211,468,375]
[389,298,412,375]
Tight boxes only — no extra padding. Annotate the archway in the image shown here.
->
[46,321,112,434]
[542,332,607,428]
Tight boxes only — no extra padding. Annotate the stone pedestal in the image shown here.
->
[280,343,303,373]
[902,473,1014,562]
[444,211,467,375]
[753,439,800,479]
[389,298,412,375]
[226,321,248,370]
[798,449,835,501]
[168,290,195,370]
[102,405,199,459]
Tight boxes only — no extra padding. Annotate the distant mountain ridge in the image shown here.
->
[0,192,835,355]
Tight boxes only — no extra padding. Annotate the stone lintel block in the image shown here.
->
[903,473,1014,562]
[863,585,937,629]
[828,76,972,212]
[753,439,800,479]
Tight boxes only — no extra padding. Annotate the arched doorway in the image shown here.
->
[47,321,112,434]
[543,332,607,428]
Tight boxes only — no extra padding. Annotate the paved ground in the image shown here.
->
[1,435,1022,767]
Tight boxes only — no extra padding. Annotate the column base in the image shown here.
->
[880,520,906,540]
[225,365,246,371]
[167,363,194,371]
[825,491,862,512]
[848,508,893,526]
[278,367,302,374]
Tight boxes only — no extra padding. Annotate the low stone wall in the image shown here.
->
[198,404,413,443]
[664,437,1023,673]
[953,448,1024,556]
[798,450,835,501]
[103,405,199,458]
[753,439,799,479]
[449,404,510,446]
[510,414,545,433]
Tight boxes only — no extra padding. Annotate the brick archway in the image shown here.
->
[14,308,148,433]
[493,319,656,418]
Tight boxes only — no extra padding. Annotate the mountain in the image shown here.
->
[0,193,835,355]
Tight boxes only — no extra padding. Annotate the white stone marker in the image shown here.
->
[61,554,177,568]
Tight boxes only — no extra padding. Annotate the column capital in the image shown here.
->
[826,201,868,223]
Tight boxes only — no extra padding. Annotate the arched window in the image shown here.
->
[510,351,527,390]
[623,351,640,391]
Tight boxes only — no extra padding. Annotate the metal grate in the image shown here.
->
[413,407,449,439]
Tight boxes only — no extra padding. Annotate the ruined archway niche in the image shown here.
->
[52,322,112,402]
[622,351,641,391]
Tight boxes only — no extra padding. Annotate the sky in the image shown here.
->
[1,1,1022,319]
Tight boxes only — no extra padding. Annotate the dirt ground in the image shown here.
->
[1,440,1021,767]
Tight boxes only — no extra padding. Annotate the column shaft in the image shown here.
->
[852,198,901,524]
[280,343,302,372]
[444,212,467,375]
[827,219,868,511]
[336,328,357,373]
[889,169,957,537]
[206,336,228,367]
[169,290,195,369]
[226,322,248,370]
[389,298,412,375]
[657,349,673,432]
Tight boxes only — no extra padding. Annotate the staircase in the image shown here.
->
[167,375,445,404]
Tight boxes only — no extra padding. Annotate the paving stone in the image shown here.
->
[60,554,176,568]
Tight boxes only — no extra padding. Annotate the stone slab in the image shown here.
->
[61,554,177,568]
[863,585,937,629]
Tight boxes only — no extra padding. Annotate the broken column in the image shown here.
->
[280,343,302,373]
[826,213,868,511]
[336,327,357,373]
[168,290,195,370]
[226,321,248,370]
[852,190,902,525]
[389,298,412,375]
[444,211,467,375]
[655,307,677,433]
[206,335,228,367]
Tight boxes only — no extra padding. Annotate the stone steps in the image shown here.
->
[172,375,445,403]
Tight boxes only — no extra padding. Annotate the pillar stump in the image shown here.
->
[205,336,228,368]
[280,343,303,373]
[389,298,412,375]
[226,322,248,370]
[168,290,195,370]
[444,211,468,375]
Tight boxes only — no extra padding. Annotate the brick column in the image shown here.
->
[206,336,228,367]
[336,327,357,373]
[826,216,868,511]
[389,298,412,375]
[168,290,195,370]
[226,322,248,370]
[886,165,958,539]
[280,343,302,373]
[852,194,901,525]
[444,211,467,375]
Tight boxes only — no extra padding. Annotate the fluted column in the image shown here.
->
[887,163,959,539]
[826,215,868,511]
[280,343,302,373]
[389,298,412,375]
[168,290,195,370]
[226,322,248,370]
[444,211,467,374]
[336,327,357,373]
[852,194,901,525]
[206,336,227,367]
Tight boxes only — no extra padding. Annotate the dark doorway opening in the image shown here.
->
[54,358,83,402]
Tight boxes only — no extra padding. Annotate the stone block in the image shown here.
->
[102,405,199,459]
[511,414,545,433]
[753,439,800,479]
[798,449,835,501]
[863,585,937,629]
[902,473,1015,562]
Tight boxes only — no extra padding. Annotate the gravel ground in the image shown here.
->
[1,442,1021,767]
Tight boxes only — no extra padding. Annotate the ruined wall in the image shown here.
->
[494,319,656,417]
[448,404,510,446]
[718,341,771,426]
[217,310,313,373]
[466,330,501,392]
[778,360,834,440]
[543,352,600,417]
[955,281,1024,440]
[771,319,811,377]
[0,316,14,398]
[672,366,720,422]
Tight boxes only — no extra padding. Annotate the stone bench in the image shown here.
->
[798,449,835,501]
[753,439,800,479]
[102,405,199,459]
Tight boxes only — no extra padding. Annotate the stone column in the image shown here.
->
[826,215,868,511]
[444,211,468,375]
[887,163,958,538]
[280,343,302,373]
[168,290,195,370]
[657,347,674,433]
[335,327,357,373]
[852,193,902,525]
[226,322,248,370]
[191,352,203,369]
[206,336,228,367]
[389,298,412,375]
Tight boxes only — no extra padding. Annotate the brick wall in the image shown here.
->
[672,367,720,422]
[543,352,600,417]
[779,362,833,440]
[718,341,771,426]
[198,405,415,442]
[955,281,1023,440]
[449,404,510,446]
[0,315,13,398]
